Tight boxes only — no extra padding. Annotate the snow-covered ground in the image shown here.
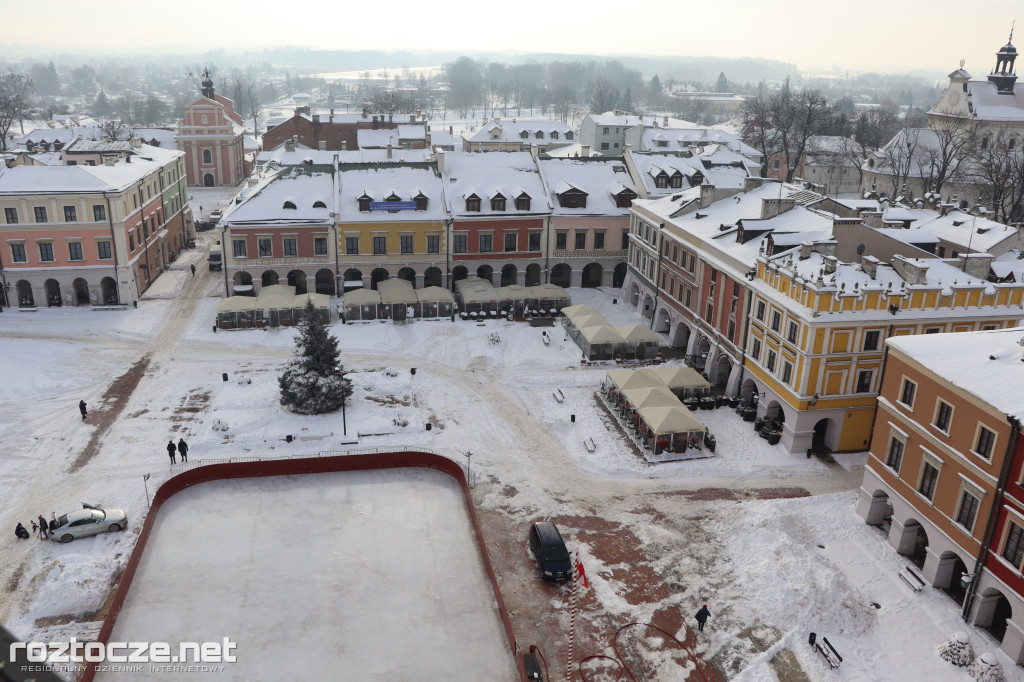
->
[0,269,1018,680]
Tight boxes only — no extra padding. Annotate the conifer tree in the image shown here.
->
[279,302,352,414]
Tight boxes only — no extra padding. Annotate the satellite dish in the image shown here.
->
[856,244,866,255]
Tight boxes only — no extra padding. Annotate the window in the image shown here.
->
[728,319,736,340]
[427,235,440,254]
[600,142,609,151]
[202,149,212,163]
[68,242,83,261]
[766,350,776,372]
[128,233,135,251]
[594,232,605,250]
[283,238,297,257]
[756,301,765,321]
[864,330,880,351]
[856,371,872,393]
[670,174,682,188]
[603,127,609,134]
[575,232,586,250]
[787,322,798,344]
[900,379,917,408]
[491,196,506,212]
[314,237,327,256]
[955,489,980,532]
[38,243,54,262]
[535,131,543,139]
[282,201,296,210]
[358,197,371,212]
[529,232,541,251]
[466,197,480,212]
[621,233,630,250]
[346,237,359,255]
[373,236,386,255]
[400,236,413,254]
[97,241,111,260]
[981,137,989,150]
[770,311,781,332]
[479,234,492,253]
[655,174,668,188]
[64,206,77,222]
[4,207,18,224]
[556,232,567,250]
[781,361,793,385]
[1002,522,1024,568]
[773,158,781,170]
[975,426,996,460]
[312,201,327,209]
[934,401,953,433]
[11,244,26,262]
[453,234,467,253]
[504,233,517,252]
[259,238,272,257]
[885,436,905,472]
[415,195,428,211]
[919,461,940,500]
[93,204,105,222]
[925,327,940,334]
[685,288,691,308]
[233,240,247,258]
[34,207,47,223]
[516,195,531,211]
[550,131,558,140]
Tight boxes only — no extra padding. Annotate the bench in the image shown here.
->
[17,307,38,312]
[815,636,842,669]
[542,331,550,345]
[899,566,926,592]
[584,437,596,453]
[553,389,565,403]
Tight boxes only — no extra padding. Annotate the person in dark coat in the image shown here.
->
[190,264,196,277]
[79,400,88,420]
[695,604,711,631]
[177,438,189,462]
[15,523,30,540]
[37,515,49,540]
[167,440,177,464]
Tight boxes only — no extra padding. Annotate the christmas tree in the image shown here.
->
[279,301,352,415]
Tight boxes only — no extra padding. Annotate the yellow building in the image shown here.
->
[743,244,1024,454]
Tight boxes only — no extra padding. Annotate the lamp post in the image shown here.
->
[340,365,348,436]
[465,451,473,487]
[0,280,9,312]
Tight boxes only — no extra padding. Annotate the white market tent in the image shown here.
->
[415,287,455,318]
[344,288,382,321]
[377,278,418,321]
[578,324,625,360]
[257,285,301,327]
[456,278,499,317]
[614,324,662,360]
[216,296,258,329]
[643,366,711,396]
[293,293,332,324]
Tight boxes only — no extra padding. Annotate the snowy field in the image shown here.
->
[99,470,515,682]
[0,262,1020,680]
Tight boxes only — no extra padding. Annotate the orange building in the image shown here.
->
[176,73,246,187]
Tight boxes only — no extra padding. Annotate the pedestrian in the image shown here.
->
[15,523,30,540]
[30,520,37,534]
[79,400,88,420]
[695,604,711,632]
[167,440,177,464]
[190,263,196,277]
[37,515,48,541]
[177,438,189,462]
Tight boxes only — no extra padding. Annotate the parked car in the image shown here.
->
[528,521,572,581]
[208,209,223,222]
[49,505,127,543]
[208,249,222,271]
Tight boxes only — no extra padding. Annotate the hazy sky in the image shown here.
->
[4,0,1019,76]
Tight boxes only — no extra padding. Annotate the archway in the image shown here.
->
[811,418,835,455]
[765,400,785,423]
[691,336,711,371]
[671,322,691,350]
[232,271,254,295]
[630,281,640,306]
[862,489,893,528]
[653,308,671,333]
[903,520,929,570]
[612,263,627,288]
[525,263,541,286]
[938,552,969,606]
[370,268,389,290]
[203,174,214,187]
[714,354,732,389]
[287,269,308,294]
[641,293,654,319]
[262,270,280,287]
[398,267,416,286]
[451,266,469,285]
[233,272,254,286]
[16,280,34,307]
[342,269,363,290]
[73,278,90,306]
[977,588,1012,643]
[476,264,493,284]
[501,264,518,286]
[315,268,335,295]
[582,263,603,288]
[423,267,442,288]
[741,378,759,408]
[550,263,571,288]
[100,277,118,304]
[45,279,62,307]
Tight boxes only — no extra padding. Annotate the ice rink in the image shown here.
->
[98,469,517,681]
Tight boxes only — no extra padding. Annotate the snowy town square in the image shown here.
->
[0,254,1018,680]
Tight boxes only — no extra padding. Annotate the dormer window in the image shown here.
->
[670,173,683,188]
[655,173,669,188]
[516,194,531,211]
[283,201,297,209]
[535,131,544,139]
[566,131,574,140]
[313,201,326,208]
[558,190,587,209]
[466,195,481,212]
[519,131,529,139]
[491,194,506,211]
[358,196,371,212]
[551,131,559,140]
[657,140,669,147]
[614,189,637,208]
[415,193,428,211]
[385,194,402,213]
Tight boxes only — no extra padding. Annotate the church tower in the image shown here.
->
[987,28,1018,94]
[200,68,215,100]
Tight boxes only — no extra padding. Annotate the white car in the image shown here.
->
[49,506,128,543]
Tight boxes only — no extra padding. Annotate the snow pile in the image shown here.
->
[29,550,125,620]
[939,632,974,667]
[968,652,1004,681]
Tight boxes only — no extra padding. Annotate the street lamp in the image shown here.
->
[0,280,9,312]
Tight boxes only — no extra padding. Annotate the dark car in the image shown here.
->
[529,521,572,581]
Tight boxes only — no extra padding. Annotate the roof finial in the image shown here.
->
[1011,19,1015,44]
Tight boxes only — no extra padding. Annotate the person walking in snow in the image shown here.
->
[15,523,30,540]
[37,515,49,540]
[79,400,88,420]
[190,263,196,277]
[695,604,711,632]
[167,440,177,464]
[177,438,189,462]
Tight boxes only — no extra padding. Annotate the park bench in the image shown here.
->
[815,636,842,669]
[553,389,565,403]
[899,566,926,592]
[584,437,596,453]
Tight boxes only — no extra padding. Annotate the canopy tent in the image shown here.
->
[343,288,382,321]
[293,293,332,324]
[643,366,710,396]
[530,283,571,315]
[578,324,625,361]
[496,285,531,316]
[605,369,664,392]
[614,324,662,360]
[621,386,681,410]
[257,285,300,327]
[415,286,455,318]
[561,304,601,323]
[637,404,707,455]
[216,296,258,329]
[569,313,608,331]
[377,278,418,321]
[456,279,499,317]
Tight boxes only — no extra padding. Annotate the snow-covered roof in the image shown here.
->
[337,164,446,222]
[464,120,576,144]
[905,209,1019,253]
[537,158,638,216]
[0,148,175,194]
[639,127,761,159]
[991,250,1024,281]
[589,113,645,127]
[357,129,403,149]
[627,150,750,197]
[223,167,334,225]
[132,128,178,148]
[957,79,1024,121]
[887,328,1024,421]
[440,152,550,217]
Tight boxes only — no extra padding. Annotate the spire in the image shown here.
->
[200,67,215,100]
[988,25,1018,94]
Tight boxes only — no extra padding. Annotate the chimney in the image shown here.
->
[312,114,320,124]
[958,252,994,280]
[699,183,715,208]
[285,139,296,152]
[410,114,416,123]
[388,113,393,124]
[362,108,368,119]
[824,255,838,274]
[372,116,379,130]
[861,255,880,279]
[387,142,393,159]
[318,141,326,151]
[860,210,883,229]
[449,126,453,135]
[760,197,795,219]
[743,176,771,192]
[103,156,117,166]
[663,115,669,126]
[890,255,929,285]
[581,145,590,157]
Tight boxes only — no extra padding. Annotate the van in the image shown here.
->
[528,521,572,581]
[208,249,222,271]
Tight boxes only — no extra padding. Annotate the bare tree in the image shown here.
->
[971,134,1024,223]
[0,71,33,152]
[588,76,618,114]
[99,119,133,141]
[741,95,780,177]
[914,112,977,195]
[838,107,902,187]
[230,69,264,136]
[875,127,921,198]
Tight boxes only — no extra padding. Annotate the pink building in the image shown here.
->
[176,74,246,187]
